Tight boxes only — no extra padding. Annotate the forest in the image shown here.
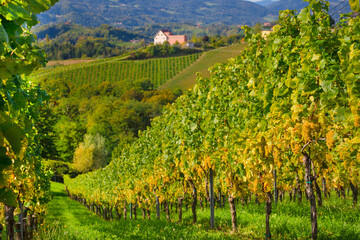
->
[37,78,182,170]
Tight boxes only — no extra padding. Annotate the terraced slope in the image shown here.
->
[30,53,201,88]
[161,44,246,90]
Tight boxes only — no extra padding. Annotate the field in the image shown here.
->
[30,53,201,88]
[33,182,360,240]
[161,44,247,90]
[30,44,246,90]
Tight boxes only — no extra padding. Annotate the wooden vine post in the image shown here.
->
[209,168,215,229]
[349,181,358,206]
[18,201,23,240]
[5,205,15,240]
[302,142,318,240]
[274,170,278,204]
[265,192,272,240]
[177,196,184,222]
[228,195,237,233]
[27,214,34,239]
[156,197,160,219]
[15,222,21,240]
[130,203,133,219]
[188,179,197,224]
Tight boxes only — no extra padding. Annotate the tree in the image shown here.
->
[202,35,209,43]
[73,134,108,173]
[253,23,262,34]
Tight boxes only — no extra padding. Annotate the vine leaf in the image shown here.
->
[350,0,360,12]
[0,187,17,207]
[0,112,24,154]
[0,21,8,43]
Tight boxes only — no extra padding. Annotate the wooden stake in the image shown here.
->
[209,168,215,229]
[274,170,278,204]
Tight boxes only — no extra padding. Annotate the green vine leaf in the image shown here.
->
[350,0,360,12]
[0,187,17,207]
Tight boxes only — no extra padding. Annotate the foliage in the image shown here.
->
[35,23,149,60]
[31,53,201,88]
[37,0,268,28]
[73,134,108,173]
[0,0,57,212]
[43,160,78,179]
[134,23,246,40]
[252,23,262,34]
[36,79,181,163]
[126,43,201,60]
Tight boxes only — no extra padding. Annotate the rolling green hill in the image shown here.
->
[30,53,202,87]
[31,44,247,90]
[161,44,246,90]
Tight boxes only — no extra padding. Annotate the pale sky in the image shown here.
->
[247,0,279,2]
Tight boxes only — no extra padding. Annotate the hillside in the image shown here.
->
[161,44,246,90]
[267,0,351,21]
[31,53,201,88]
[34,23,149,41]
[37,0,352,28]
[38,0,267,27]
[32,44,247,91]
[34,23,149,60]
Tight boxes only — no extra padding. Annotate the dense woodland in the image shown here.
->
[36,24,148,60]
[37,78,182,171]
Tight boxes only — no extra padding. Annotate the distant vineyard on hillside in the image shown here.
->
[162,44,246,90]
[31,53,202,87]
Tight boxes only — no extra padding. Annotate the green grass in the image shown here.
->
[37,182,360,240]
[161,44,246,91]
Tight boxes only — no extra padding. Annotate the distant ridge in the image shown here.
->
[38,0,352,29]
[38,0,268,27]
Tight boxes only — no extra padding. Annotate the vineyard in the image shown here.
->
[63,1,360,240]
[30,53,201,88]
[161,44,247,90]
[2,0,360,240]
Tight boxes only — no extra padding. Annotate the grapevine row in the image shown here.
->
[31,53,201,88]
[65,1,360,239]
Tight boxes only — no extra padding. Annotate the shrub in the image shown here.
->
[72,134,108,173]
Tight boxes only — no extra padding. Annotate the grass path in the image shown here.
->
[39,182,239,239]
[38,182,360,239]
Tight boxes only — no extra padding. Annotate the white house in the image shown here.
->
[154,29,190,47]
[154,30,169,45]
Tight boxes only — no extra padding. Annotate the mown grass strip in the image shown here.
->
[35,182,360,240]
